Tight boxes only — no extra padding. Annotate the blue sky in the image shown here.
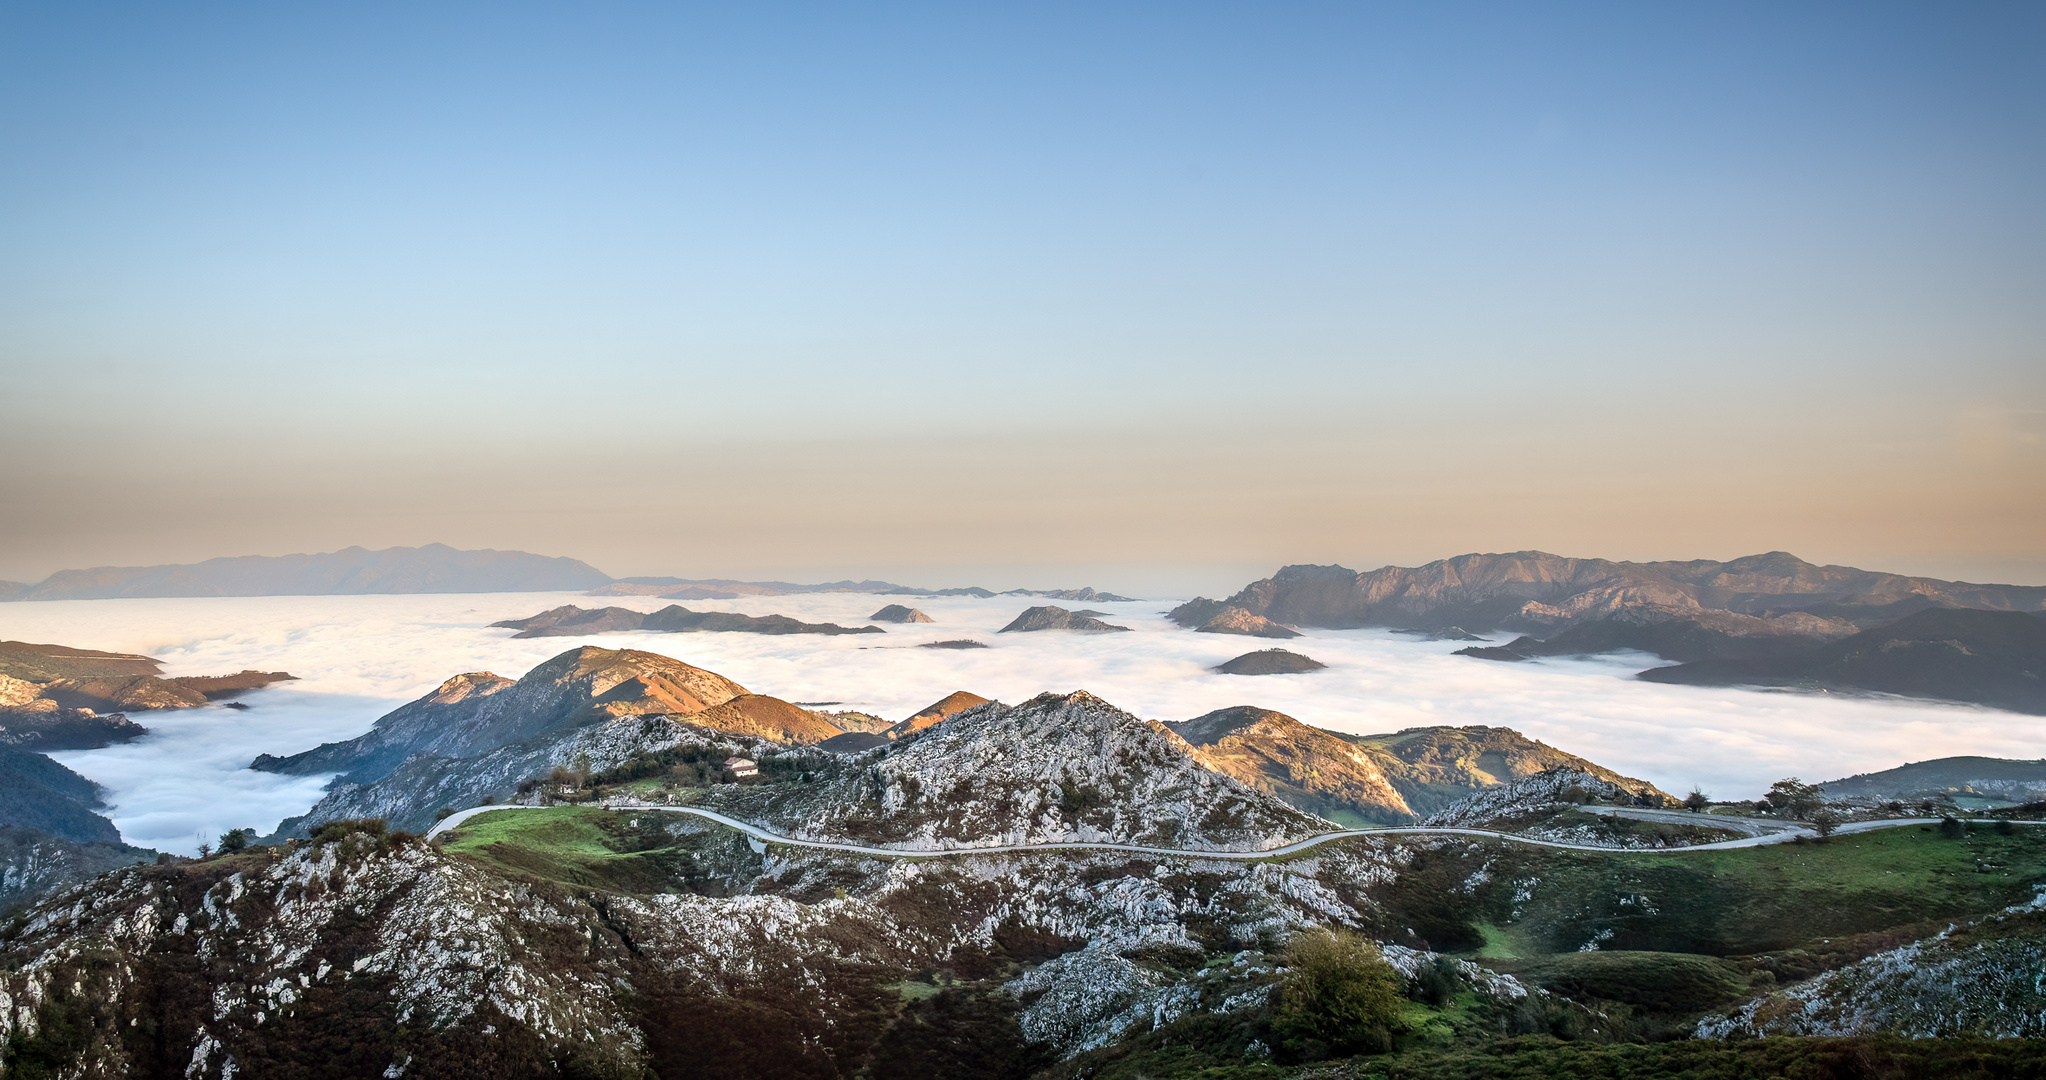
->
[2,2,2041,588]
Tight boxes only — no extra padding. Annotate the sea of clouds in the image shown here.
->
[4,589,2039,854]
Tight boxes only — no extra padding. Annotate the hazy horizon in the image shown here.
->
[5,539,2046,600]
[4,3,2042,591]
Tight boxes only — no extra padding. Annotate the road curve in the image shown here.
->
[427,801,2019,859]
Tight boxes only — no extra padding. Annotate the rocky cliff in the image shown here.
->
[0,641,293,748]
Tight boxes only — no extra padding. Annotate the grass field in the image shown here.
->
[438,806,757,894]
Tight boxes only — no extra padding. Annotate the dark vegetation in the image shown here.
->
[0,743,121,843]
[1052,1032,2046,1079]
[1640,608,2046,714]
[1270,930,1408,1057]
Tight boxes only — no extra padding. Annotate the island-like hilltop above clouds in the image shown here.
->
[1177,550,2046,714]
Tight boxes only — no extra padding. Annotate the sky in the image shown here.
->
[2,2,2043,593]
[17,590,2038,854]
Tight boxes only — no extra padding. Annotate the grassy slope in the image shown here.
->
[437,807,2046,1078]
[438,806,752,896]
[1059,824,2046,1079]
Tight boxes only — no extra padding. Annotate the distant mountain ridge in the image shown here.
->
[490,604,886,638]
[0,544,611,600]
[1817,755,2046,805]
[1175,552,2046,712]
[1174,551,2046,639]
[1,546,1143,604]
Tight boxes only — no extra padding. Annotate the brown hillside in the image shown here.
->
[885,690,992,738]
[688,694,845,744]
[1169,707,1414,824]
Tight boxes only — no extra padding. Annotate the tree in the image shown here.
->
[1271,928,1409,1056]
[1766,778,1824,820]
[1684,789,1711,813]
[1809,808,1841,838]
[433,807,457,822]
[217,828,251,852]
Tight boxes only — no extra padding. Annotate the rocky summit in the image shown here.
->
[998,605,1132,633]
[716,690,1324,850]
[1196,606,1302,638]
[251,646,751,784]
[868,603,934,623]
[1215,648,1325,675]
[884,690,992,737]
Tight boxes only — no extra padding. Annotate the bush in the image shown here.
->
[1938,816,1968,839]
[1271,928,1408,1056]
[312,817,388,844]
[217,828,251,852]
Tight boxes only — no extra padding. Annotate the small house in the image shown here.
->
[725,756,759,779]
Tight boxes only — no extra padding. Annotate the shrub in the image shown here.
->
[1271,928,1408,1056]
[217,828,251,853]
[312,817,388,845]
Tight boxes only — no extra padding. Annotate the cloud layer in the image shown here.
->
[7,590,2040,853]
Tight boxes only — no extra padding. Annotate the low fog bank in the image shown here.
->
[5,591,2038,853]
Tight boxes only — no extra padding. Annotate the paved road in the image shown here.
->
[428,801,2023,860]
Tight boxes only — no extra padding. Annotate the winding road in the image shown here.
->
[427,800,2016,860]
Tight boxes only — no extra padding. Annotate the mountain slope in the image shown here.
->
[884,690,993,737]
[0,640,164,681]
[729,691,1325,850]
[1640,608,2046,713]
[1165,710,1667,825]
[5,543,611,600]
[251,647,749,783]
[1817,756,2046,804]
[1166,707,1413,824]
[1340,726,1668,816]
[0,742,122,844]
[688,695,845,744]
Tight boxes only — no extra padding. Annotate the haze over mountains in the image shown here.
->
[0,544,611,600]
